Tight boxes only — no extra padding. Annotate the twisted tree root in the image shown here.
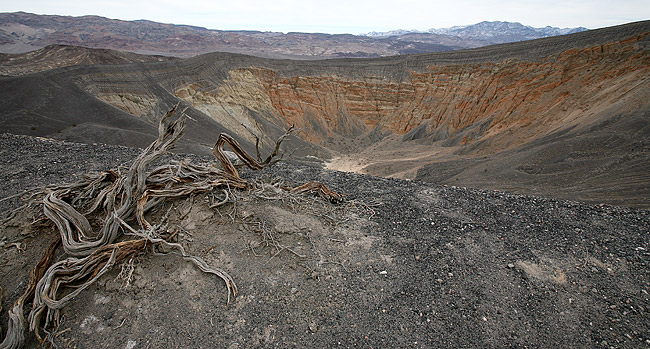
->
[0,104,341,348]
[1,237,60,349]
[292,181,344,203]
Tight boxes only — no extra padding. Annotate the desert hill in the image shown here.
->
[0,20,649,208]
[0,44,177,76]
[0,12,587,59]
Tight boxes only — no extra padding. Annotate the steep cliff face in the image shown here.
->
[232,31,650,154]
[157,26,650,207]
[73,23,647,157]
[172,68,288,147]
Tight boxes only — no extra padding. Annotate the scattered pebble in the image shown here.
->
[2,132,649,347]
[309,322,318,333]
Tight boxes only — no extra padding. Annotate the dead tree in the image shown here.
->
[0,104,341,349]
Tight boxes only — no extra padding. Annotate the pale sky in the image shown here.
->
[2,0,648,34]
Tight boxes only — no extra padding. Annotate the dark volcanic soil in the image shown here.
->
[1,133,649,348]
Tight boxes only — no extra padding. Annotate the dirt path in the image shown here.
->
[325,137,461,180]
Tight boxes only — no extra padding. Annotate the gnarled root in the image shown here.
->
[292,181,344,203]
[0,105,341,348]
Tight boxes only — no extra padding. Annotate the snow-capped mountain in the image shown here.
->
[364,21,588,44]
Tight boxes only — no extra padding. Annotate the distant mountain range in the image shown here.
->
[0,12,588,58]
[364,21,588,44]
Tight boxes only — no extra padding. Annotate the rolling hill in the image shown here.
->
[1,12,586,58]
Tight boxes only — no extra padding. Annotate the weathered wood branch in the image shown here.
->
[213,125,295,178]
[0,105,340,348]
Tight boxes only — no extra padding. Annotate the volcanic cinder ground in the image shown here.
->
[1,133,649,348]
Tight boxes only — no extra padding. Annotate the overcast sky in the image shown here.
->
[2,0,648,34]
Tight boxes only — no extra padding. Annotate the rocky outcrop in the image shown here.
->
[172,68,283,146]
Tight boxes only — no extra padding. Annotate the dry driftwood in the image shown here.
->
[293,181,344,203]
[0,104,341,349]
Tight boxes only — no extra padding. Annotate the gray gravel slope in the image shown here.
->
[1,133,648,347]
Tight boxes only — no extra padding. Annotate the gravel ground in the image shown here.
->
[1,133,649,347]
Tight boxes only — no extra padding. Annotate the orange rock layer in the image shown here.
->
[244,32,649,151]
